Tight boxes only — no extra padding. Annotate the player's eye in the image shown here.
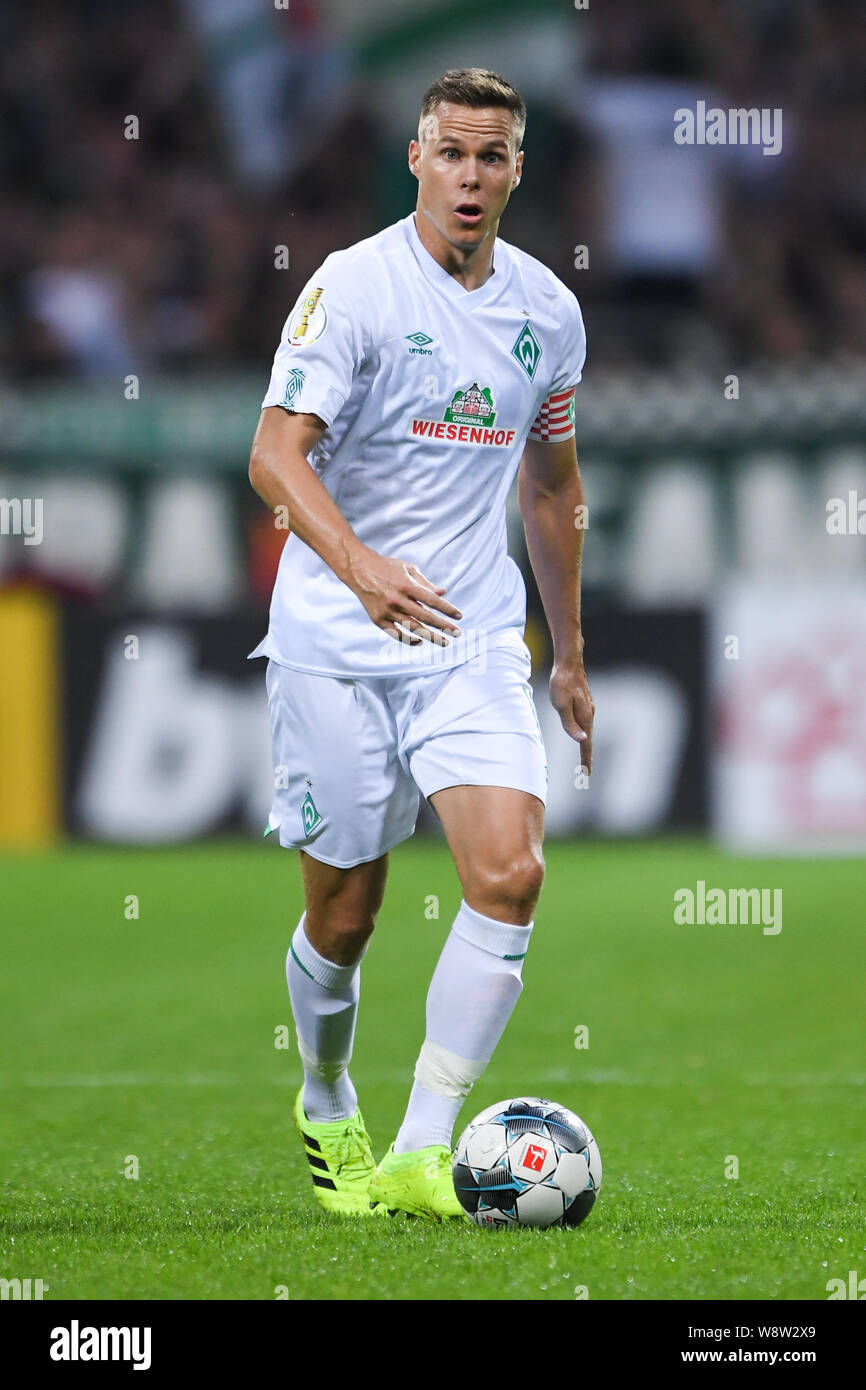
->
[483,153,504,163]
[442,148,461,159]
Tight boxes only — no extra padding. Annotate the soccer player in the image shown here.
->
[248,69,594,1219]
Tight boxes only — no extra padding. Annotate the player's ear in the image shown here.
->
[408,139,422,181]
[512,148,524,190]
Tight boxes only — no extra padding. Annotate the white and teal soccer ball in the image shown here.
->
[452,1097,602,1229]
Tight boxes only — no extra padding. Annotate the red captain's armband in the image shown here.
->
[529,388,575,443]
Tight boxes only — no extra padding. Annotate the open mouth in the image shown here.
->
[454,204,484,226]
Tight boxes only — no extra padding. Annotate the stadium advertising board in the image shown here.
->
[711,583,866,853]
[61,608,706,843]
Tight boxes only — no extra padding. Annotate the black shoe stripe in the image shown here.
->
[306,1153,329,1172]
[301,1130,322,1152]
[312,1174,337,1191]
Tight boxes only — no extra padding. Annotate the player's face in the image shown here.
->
[409,103,523,255]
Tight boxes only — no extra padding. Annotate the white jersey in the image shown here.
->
[248,213,586,678]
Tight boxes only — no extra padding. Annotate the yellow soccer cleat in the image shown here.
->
[368,1142,464,1220]
[294,1090,385,1216]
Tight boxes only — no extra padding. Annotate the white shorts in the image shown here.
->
[261,629,548,867]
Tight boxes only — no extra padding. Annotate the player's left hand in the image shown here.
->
[549,656,594,773]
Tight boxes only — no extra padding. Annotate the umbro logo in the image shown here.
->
[407,331,435,356]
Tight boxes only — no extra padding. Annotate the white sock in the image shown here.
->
[394,899,533,1153]
[286,913,361,1123]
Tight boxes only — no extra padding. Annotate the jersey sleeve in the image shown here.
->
[529,289,586,443]
[261,255,373,427]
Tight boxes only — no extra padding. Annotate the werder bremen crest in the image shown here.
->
[512,322,542,380]
[301,790,322,837]
[444,382,497,428]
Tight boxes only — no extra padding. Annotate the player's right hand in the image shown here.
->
[346,549,463,646]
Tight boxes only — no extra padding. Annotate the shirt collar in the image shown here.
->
[402,212,506,306]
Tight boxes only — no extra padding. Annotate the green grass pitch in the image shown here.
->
[0,838,862,1301]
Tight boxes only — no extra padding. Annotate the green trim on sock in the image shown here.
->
[503,951,527,960]
[290,943,315,982]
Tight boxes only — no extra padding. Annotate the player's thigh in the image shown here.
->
[403,639,548,919]
[264,658,419,868]
[429,784,545,920]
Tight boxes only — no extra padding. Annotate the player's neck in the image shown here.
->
[412,210,497,292]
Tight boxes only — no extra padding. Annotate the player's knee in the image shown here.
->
[301,853,388,961]
[336,908,377,946]
[470,850,545,920]
[305,905,377,965]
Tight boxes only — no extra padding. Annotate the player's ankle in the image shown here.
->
[393,1128,453,1155]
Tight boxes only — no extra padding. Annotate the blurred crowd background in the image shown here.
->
[1,0,864,382]
[1,0,864,853]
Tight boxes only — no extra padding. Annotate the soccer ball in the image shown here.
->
[452,1097,602,1229]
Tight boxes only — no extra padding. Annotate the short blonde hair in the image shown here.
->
[419,69,526,150]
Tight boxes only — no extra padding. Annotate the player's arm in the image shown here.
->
[248,406,462,646]
[518,432,594,770]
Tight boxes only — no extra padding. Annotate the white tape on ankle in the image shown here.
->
[296,1032,349,1084]
[413,1039,487,1101]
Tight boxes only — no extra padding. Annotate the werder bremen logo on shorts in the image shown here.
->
[444,382,497,427]
[301,791,322,837]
